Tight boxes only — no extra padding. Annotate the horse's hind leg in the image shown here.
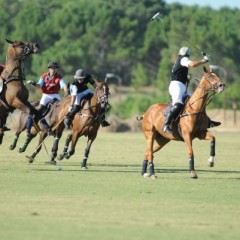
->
[142,131,169,179]
[198,131,216,167]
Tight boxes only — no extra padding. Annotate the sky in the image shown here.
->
[165,0,240,9]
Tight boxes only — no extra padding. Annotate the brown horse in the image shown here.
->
[138,67,225,179]
[26,79,110,166]
[0,39,39,144]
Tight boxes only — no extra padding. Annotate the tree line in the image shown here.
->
[0,0,239,112]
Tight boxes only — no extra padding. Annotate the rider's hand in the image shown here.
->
[202,54,211,63]
[68,105,73,112]
[27,80,36,86]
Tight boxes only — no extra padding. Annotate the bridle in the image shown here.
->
[96,83,109,109]
[4,43,37,83]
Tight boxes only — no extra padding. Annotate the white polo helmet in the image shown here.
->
[179,47,190,56]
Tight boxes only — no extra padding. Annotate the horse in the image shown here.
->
[26,79,110,166]
[0,39,39,144]
[137,67,225,179]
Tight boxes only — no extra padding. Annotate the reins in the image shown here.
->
[181,73,217,117]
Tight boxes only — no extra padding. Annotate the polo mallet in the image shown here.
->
[151,12,162,21]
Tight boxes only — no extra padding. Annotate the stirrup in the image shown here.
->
[162,125,173,135]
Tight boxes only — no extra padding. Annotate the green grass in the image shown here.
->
[0,130,239,240]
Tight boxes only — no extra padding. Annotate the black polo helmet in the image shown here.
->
[48,61,59,69]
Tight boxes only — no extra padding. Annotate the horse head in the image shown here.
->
[203,66,225,93]
[2,39,39,81]
[5,39,39,57]
[95,78,110,110]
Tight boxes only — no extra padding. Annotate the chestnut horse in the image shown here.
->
[138,67,225,179]
[26,79,109,166]
[0,39,39,144]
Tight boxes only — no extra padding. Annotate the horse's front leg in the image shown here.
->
[65,132,79,159]
[198,131,216,167]
[19,132,37,153]
[81,134,97,170]
[58,133,72,160]
[184,136,198,179]
[51,130,64,162]
[9,132,21,150]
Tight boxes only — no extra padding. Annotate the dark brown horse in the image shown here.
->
[0,39,39,144]
[138,67,225,179]
[26,79,110,166]
[9,101,40,152]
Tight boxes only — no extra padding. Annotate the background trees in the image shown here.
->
[1,0,239,117]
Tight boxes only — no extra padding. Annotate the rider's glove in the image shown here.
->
[27,80,36,86]
[202,54,211,63]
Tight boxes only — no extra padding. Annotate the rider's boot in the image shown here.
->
[64,105,80,129]
[162,103,183,135]
[101,114,110,127]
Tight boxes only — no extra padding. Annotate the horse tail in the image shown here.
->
[136,115,144,121]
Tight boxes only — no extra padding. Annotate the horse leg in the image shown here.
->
[58,134,72,160]
[66,132,79,159]
[50,130,63,161]
[142,130,156,178]
[9,132,21,150]
[184,136,198,179]
[19,132,37,153]
[26,132,47,163]
[198,131,216,167]
[81,134,97,170]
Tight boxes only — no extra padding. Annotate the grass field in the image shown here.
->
[0,130,239,240]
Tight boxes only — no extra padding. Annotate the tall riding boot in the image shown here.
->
[101,113,110,127]
[64,105,80,129]
[38,105,54,136]
[162,103,183,134]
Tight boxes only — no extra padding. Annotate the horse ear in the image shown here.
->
[104,78,108,83]
[203,66,208,73]
[5,39,13,44]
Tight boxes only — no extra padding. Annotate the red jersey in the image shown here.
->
[0,64,5,74]
[41,72,62,94]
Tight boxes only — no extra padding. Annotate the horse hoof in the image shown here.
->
[9,145,15,150]
[65,154,70,160]
[58,154,64,161]
[81,166,88,170]
[45,161,56,165]
[190,171,198,179]
[150,175,157,179]
[208,161,214,167]
[25,155,34,163]
[19,148,25,153]
[143,173,150,178]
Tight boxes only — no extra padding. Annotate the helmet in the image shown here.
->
[179,47,190,56]
[47,61,59,69]
[74,69,87,79]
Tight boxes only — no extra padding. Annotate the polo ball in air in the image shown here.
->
[57,166,62,171]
